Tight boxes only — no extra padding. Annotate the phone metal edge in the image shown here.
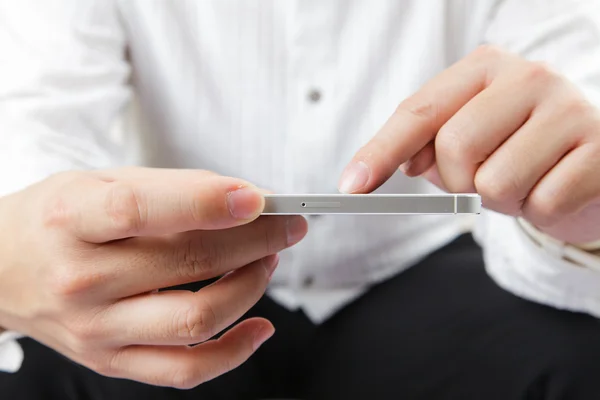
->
[261,194,481,215]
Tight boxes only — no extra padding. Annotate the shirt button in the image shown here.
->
[302,275,315,288]
[307,89,322,103]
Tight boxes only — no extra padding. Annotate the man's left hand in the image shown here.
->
[339,45,600,245]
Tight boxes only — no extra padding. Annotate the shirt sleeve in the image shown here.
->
[475,0,600,317]
[0,0,132,197]
[0,0,131,372]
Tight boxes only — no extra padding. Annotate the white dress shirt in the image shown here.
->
[1,0,600,374]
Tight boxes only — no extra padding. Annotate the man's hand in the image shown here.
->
[339,45,600,244]
[0,167,308,388]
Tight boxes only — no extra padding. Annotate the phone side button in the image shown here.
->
[302,202,341,208]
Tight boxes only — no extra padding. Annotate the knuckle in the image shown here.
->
[258,217,284,252]
[87,355,112,376]
[358,139,395,173]
[175,235,221,280]
[436,124,474,162]
[171,364,203,390]
[399,99,438,121]
[174,302,217,341]
[186,176,232,224]
[471,44,505,62]
[42,194,72,229]
[444,179,475,196]
[41,172,89,229]
[66,315,106,346]
[523,61,557,85]
[66,331,95,357]
[263,224,275,253]
[561,96,595,120]
[104,182,145,236]
[97,351,124,377]
[188,181,213,223]
[220,356,237,377]
[525,193,564,227]
[72,324,97,343]
[475,169,520,205]
[50,266,100,297]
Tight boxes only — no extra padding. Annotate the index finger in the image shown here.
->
[64,169,265,243]
[338,45,508,194]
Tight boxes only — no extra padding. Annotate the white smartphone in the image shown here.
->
[261,193,481,215]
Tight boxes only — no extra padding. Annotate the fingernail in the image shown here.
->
[338,161,370,193]
[227,187,262,220]
[263,254,280,281]
[253,326,275,351]
[399,160,411,174]
[286,216,307,246]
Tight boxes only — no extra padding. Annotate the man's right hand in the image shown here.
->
[0,167,308,388]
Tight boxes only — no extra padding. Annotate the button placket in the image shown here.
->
[285,1,339,291]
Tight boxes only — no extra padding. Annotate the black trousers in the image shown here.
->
[4,234,600,400]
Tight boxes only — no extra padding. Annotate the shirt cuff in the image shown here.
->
[480,211,600,318]
[516,218,600,269]
[0,331,24,373]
